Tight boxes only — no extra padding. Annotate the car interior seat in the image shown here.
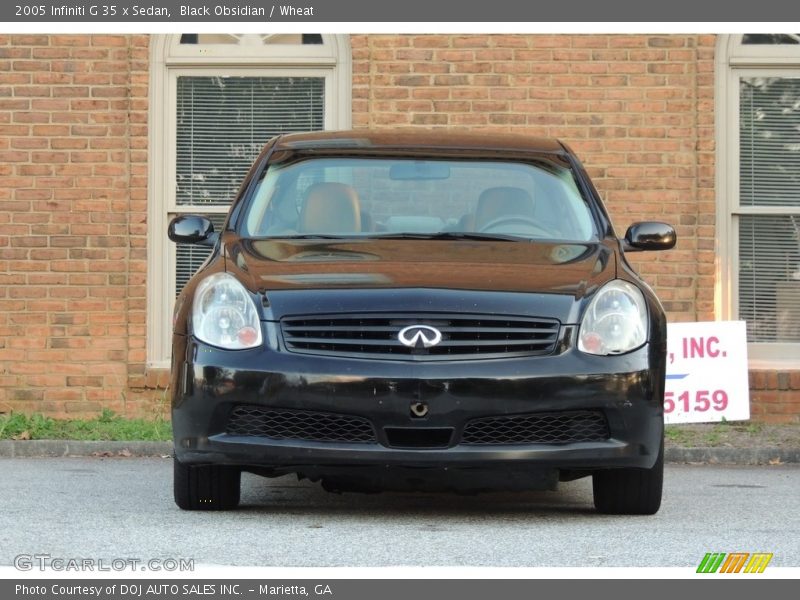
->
[299,182,362,234]
[473,186,536,230]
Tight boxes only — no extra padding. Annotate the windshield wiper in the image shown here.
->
[371,231,526,242]
[264,232,528,242]
[274,234,353,240]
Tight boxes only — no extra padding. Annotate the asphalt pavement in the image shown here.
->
[0,457,797,568]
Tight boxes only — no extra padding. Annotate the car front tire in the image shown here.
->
[592,441,663,515]
[173,456,241,511]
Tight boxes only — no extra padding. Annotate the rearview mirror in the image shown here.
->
[389,161,451,180]
[623,221,676,252]
[168,215,218,246]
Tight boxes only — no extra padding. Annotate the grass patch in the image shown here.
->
[666,424,730,447]
[665,421,800,449]
[664,426,693,445]
[0,409,171,441]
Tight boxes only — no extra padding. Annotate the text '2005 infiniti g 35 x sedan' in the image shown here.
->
[167,130,676,514]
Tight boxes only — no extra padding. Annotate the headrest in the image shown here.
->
[475,186,535,229]
[299,182,361,233]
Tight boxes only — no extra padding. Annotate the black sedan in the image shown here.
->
[168,130,675,514]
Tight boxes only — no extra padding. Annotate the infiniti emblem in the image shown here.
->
[397,325,442,349]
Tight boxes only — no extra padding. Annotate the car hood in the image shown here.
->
[224,236,616,299]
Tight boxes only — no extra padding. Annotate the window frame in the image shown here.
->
[715,35,800,368]
[147,35,351,368]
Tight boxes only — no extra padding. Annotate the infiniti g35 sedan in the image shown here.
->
[168,130,676,514]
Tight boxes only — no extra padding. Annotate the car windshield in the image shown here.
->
[241,157,597,242]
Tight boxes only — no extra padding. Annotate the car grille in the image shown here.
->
[461,410,610,445]
[280,313,560,360]
[226,405,377,443]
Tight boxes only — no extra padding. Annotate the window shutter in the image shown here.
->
[738,76,800,343]
[176,76,325,207]
[739,77,800,208]
[173,75,325,296]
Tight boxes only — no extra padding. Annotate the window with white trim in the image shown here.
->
[147,34,351,367]
[717,35,800,367]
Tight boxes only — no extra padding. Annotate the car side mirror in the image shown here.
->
[168,215,218,247]
[623,221,676,252]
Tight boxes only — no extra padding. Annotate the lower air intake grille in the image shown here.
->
[461,410,610,445]
[226,405,377,443]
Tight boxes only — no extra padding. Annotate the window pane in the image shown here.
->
[174,214,228,296]
[738,215,800,342]
[179,34,323,45]
[742,34,800,45]
[176,76,325,206]
[739,77,800,208]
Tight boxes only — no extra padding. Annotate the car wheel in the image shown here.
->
[592,442,663,515]
[173,456,241,511]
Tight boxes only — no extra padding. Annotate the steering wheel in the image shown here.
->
[478,215,552,237]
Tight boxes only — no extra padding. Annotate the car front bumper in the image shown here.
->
[171,332,665,480]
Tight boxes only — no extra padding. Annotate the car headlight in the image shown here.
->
[578,280,647,355]
[192,272,262,350]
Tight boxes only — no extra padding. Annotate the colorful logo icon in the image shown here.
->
[696,552,773,573]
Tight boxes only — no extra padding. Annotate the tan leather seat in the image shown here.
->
[474,186,535,230]
[299,182,362,234]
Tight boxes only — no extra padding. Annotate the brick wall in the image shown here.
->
[749,372,800,424]
[0,34,155,419]
[0,33,797,422]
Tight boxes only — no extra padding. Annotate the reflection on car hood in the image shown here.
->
[224,236,616,299]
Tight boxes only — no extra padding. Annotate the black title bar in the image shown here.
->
[3,579,793,600]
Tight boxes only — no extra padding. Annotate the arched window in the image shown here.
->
[147,34,352,367]
[716,34,800,367]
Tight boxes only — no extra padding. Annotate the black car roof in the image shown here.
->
[272,129,568,155]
